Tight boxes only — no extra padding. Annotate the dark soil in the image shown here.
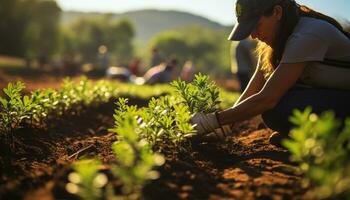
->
[0,98,149,200]
[0,72,307,200]
[0,109,306,200]
[142,117,306,200]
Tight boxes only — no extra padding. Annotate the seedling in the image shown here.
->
[66,159,108,200]
[171,73,220,113]
[110,101,165,198]
[0,82,34,150]
[284,107,350,199]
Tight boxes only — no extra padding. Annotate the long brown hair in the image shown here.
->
[257,0,350,78]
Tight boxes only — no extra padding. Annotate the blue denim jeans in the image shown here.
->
[261,86,350,133]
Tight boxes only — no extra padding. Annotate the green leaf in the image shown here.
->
[0,97,8,109]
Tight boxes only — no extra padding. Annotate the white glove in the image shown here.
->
[190,112,220,136]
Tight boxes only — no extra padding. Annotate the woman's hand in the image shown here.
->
[190,112,220,135]
[190,112,234,140]
[191,113,232,142]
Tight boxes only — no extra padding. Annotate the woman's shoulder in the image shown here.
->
[294,17,339,36]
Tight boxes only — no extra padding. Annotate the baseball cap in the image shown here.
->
[228,0,282,41]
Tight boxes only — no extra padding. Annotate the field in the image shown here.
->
[0,68,349,200]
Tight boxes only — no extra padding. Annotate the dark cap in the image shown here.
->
[228,0,282,41]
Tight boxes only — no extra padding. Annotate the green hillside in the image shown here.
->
[61,9,232,42]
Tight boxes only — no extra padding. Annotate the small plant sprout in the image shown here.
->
[0,82,34,150]
[284,107,350,199]
[171,73,220,113]
[66,159,108,200]
[112,96,195,149]
[110,105,165,198]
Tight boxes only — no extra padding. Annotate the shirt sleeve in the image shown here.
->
[280,33,329,64]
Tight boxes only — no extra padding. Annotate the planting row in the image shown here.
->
[67,74,227,199]
[0,76,239,145]
[2,74,349,199]
[69,75,350,199]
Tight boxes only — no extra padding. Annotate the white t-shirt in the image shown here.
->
[280,17,350,90]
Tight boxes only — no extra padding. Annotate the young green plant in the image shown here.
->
[66,159,108,200]
[110,98,165,198]
[284,107,350,199]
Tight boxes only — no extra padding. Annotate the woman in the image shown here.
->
[191,0,350,145]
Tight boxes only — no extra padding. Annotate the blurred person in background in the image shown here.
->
[231,37,257,93]
[144,57,178,85]
[180,60,198,82]
[128,57,142,76]
[190,0,350,146]
[150,48,164,67]
[96,45,110,76]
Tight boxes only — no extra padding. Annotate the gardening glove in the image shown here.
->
[196,124,234,142]
[209,124,234,140]
[190,112,220,136]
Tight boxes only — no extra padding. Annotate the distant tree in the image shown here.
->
[180,25,225,73]
[0,0,61,58]
[0,0,26,56]
[63,15,135,65]
[149,25,231,75]
[110,19,135,66]
[22,0,61,59]
[59,26,77,56]
[68,17,103,62]
[149,32,190,65]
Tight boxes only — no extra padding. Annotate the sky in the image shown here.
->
[56,0,350,26]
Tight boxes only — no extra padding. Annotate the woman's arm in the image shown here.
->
[234,63,266,106]
[218,62,307,125]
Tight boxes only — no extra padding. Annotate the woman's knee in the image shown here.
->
[262,110,282,132]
